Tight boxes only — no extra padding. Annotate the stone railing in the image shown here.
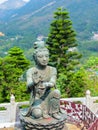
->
[60,100,97,129]
[0,95,29,128]
[61,90,98,116]
[0,90,98,128]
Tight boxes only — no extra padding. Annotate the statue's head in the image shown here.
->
[33,40,49,67]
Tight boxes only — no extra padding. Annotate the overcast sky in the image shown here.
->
[0,0,30,4]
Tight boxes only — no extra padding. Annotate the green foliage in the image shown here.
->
[57,73,68,97]
[81,56,98,96]
[0,0,98,63]
[57,66,98,97]
[0,47,30,102]
[8,47,30,71]
[84,56,98,71]
[78,40,98,63]
[67,68,89,97]
[46,7,81,97]
[0,58,4,102]
[0,107,6,111]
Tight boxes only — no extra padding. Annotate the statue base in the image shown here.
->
[20,114,67,130]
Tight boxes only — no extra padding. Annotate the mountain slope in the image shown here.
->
[0,0,98,60]
[1,0,98,37]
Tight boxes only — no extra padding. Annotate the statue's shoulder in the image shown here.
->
[48,66,56,70]
[26,67,37,75]
[47,66,57,73]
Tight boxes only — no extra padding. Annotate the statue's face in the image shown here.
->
[36,50,49,66]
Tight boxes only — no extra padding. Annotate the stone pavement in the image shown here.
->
[66,123,82,130]
[0,123,81,130]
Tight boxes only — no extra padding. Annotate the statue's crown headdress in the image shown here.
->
[33,40,45,49]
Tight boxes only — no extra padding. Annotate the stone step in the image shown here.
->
[65,123,81,130]
[0,123,83,130]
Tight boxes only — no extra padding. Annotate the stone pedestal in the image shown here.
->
[20,114,67,130]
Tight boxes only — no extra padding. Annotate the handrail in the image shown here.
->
[82,105,97,129]
[60,99,98,130]
[88,118,98,130]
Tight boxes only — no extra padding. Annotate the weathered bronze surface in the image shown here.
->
[20,40,67,130]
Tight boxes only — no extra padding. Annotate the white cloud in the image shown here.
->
[0,0,30,5]
[0,0,8,4]
[23,0,30,2]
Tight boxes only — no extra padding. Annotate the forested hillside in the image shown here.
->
[1,0,98,102]
[0,0,98,61]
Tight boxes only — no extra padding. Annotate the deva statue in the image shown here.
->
[24,40,65,120]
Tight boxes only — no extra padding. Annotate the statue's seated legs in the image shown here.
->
[47,89,66,119]
[25,89,66,120]
[32,107,42,119]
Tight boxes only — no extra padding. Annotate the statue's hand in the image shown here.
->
[43,82,54,88]
[32,70,42,84]
[33,77,41,84]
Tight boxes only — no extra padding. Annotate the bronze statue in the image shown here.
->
[24,40,65,120]
[20,40,67,130]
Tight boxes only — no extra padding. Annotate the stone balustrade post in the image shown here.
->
[10,94,17,123]
[86,90,92,109]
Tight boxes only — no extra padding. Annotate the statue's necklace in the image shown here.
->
[37,66,50,81]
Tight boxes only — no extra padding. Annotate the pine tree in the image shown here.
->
[46,8,81,97]
[0,47,30,102]
[8,47,30,71]
[0,58,4,102]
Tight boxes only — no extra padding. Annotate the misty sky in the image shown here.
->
[0,0,7,4]
[0,0,30,4]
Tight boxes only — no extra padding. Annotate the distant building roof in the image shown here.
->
[0,32,5,36]
[92,33,98,41]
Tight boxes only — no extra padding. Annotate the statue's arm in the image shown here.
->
[49,67,57,88]
[26,68,42,92]
[43,67,57,88]
[26,68,34,92]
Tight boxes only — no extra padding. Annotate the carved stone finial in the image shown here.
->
[10,94,15,104]
[86,90,91,95]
